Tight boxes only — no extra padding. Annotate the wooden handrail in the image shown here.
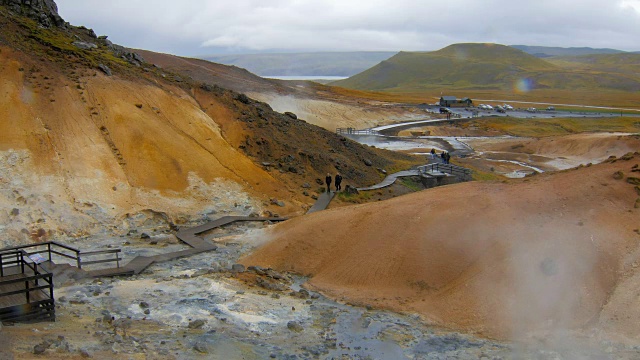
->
[0,252,54,306]
[79,248,122,269]
[81,249,121,256]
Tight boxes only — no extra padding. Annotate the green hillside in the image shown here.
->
[511,45,625,57]
[332,43,640,93]
[547,53,640,75]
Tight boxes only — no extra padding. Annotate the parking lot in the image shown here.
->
[418,104,632,119]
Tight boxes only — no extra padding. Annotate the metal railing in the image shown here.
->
[0,250,54,305]
[0,241,121,270]
[0,242,81,267]
[419,163,472,179]
[336,128,379,135]
[80,249,122,269]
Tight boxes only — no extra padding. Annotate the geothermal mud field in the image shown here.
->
[3,218,640,359]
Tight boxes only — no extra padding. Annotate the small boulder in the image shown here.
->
[287,321,304,332]
[98,64,112,76]
[79,348,92,358]
[231,264,246,273]
[33,342,49,355]
[193,342,209,354]
[235,93,251,104]
[72,41,97,50]
[188,319,206,329]
[613,171,624,180]
[284,112,297,120]
[363,159,373,166]
[344,185,359,195]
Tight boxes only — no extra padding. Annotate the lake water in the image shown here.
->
[264,75,348,81]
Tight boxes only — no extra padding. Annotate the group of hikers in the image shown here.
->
[325,173,343,192]
[430,148,451,164]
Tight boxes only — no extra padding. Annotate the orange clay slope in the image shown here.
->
[242,155,640,340]
[0,47,285,219]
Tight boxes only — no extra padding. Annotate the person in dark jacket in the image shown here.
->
[445,152,451,164]
[325,173,332,192]
[335,173,343,191]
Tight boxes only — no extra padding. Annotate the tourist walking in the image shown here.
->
[430,148,436,160]
[440,151,446,164]
[445,152,451,164]
[335,173,343,191]
[325,173,332,192]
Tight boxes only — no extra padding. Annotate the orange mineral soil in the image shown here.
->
[242,156,640,340]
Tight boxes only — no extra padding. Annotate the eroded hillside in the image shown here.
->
[0,4,420,246]
[136,49,426,130]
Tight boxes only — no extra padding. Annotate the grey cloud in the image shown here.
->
[55,0,640,55]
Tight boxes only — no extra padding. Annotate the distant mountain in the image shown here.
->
[511,45,626,57]
[332,43,640,93]
[199,52,397,77]
[333,43,556,91]
[547,53,640,76]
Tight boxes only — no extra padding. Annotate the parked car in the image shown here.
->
[503,104,514,110]
[546,106,555,111]
[495,106,506,113]
[439,107,450,114]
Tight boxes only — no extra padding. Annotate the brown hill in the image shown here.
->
[135,50,425,130]
[242,155,640,340]
[0,5,419,245]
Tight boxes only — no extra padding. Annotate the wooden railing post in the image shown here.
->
[49,274,54,300]
[77,250,82,269]
[25,279,30,303]
[48,242,52,262]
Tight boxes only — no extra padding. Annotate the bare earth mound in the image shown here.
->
[242,156,640,340]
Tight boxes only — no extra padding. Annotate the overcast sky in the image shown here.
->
[55,0,640,56]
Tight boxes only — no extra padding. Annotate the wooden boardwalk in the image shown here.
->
[306,192,336,214]
[357,170,422,191]
[87,216,286,277]
[0,272,47,309]
[357,161,468,191]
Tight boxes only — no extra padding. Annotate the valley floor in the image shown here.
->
[2,222,639,359]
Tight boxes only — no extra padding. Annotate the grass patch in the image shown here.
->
[336,190,372,203]
[399,177,424,192]
[467,117,640,137]
[471,169,504,181]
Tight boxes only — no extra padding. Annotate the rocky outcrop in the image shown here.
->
[0,0,65,27]
[107,42,147,66]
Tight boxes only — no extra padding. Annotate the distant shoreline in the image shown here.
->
[264,75,348,81]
